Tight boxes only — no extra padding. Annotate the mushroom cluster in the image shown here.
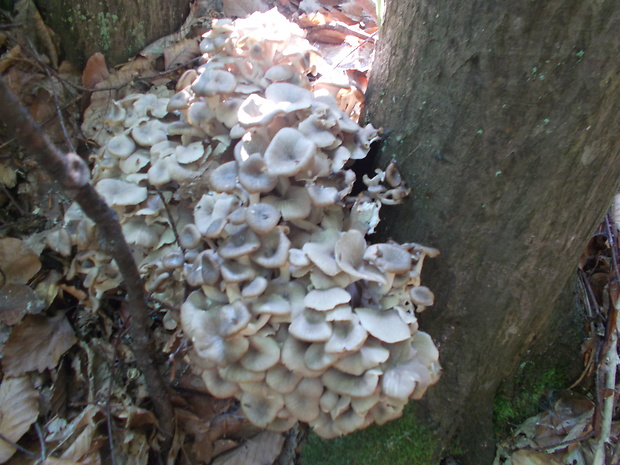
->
[63,9,441,438]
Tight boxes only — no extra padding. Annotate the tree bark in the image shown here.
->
[34,0,192,67]
[364,1,620,463]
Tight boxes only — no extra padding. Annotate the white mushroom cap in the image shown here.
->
[131,119,168,146]
[209,161,239,194]
[245,203,281,235]
[240,334,280,372]
[283,377,323,423]
[264,128,316,177]
[219,226,261,259]
[263,186,312,220]
[219,362,265,383]
[221,259,256,283]
[240,387,284,428]
[304,287,351,311]
[305,342,341,371]
[238,154,278,194]
[409,286,435,308]
[281,336,324,378]
[322,369,379,398]
[202,369,239,398]
[266,365,302,394]
[335,230,386,284]
[370,399,406,426]
[95,179,147,206]
[289,309,333,342]
[252,227,291,268]
[334,339,390,376]
[178,223,202,249]
[355,307,411,344]
[324,315,368,353]
[107,134,136,158]
[242,276,269,298]
[265,82,312,113]
[218,300,252,336]
[364,243,412,273]
[191,69,237,96]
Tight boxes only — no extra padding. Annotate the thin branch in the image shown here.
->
[0,75,174,453]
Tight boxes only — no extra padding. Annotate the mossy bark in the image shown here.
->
[365,1,620,463]
[34,0,192,67]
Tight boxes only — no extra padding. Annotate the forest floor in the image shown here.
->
[0,1,618,465]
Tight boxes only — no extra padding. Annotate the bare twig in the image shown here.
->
[0,75,175,454]
[0,432,36,456]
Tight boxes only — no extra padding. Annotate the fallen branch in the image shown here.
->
[0,75,175,453]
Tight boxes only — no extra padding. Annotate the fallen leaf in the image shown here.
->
[0,376,39,464]
[0,237,41,285]
[163,38,200,70]
[82,53,110,89]
[223,0,269,17]
[0,283,45,325]
[212,431,284,465]
[2,314,77,376]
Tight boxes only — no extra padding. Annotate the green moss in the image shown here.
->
[493,366,566,434]
[302,404,438,465]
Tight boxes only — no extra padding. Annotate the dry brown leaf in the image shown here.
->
[163,38,200,70]
[2,314,77,376]
[14,0,59,68]
[0,237,41,285]
[212,431,284,465]
[223,0,269,17]
[82,53,110,89]
[0,376,39,464]
[510,449,563,465]
[0,283,45,325]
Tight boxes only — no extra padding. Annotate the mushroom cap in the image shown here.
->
[265,82,312,113]
[283,377,323,423]
[305,342,341,371]
[218,301,252,336]
[219,226,261,259]
[252,227,291,268]
[409,286,435,307]
[209,161,239,194]
[364,243,412,273]
[266,365,302,394]
[131,119,168,146]
[264,128,316,177]
[289,309,333,342]
[191,69,237,96]
[240,334,281,372]
[324,315,368,354]
[240,388,284,428]
[334,339,390,376]
[321,369,379,398]
[175,141,205,164]
[242,276,269,298]
[221,259,256,283]
[354,307,411,344]
[281,336,324,378]
[95,179,147,206]
[263,186,312,220]
[178,223,202,249]
[238,154,278,194]
[304,287,351,311]
[107,134,136,158]
[202,369,240,398]
[335,230,386,283]
[245,203,281,235]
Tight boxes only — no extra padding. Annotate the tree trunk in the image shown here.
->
[364,1,620,463]
[34,0,193,67]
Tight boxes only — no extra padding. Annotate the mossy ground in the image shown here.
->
[302,404,439,465]
[493,366,567,437]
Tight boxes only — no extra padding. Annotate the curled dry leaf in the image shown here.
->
[0,376,39,464]
[2,314,77,376]
[0,237,41,285]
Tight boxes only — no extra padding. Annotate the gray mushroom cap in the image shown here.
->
[264,128,316,177]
